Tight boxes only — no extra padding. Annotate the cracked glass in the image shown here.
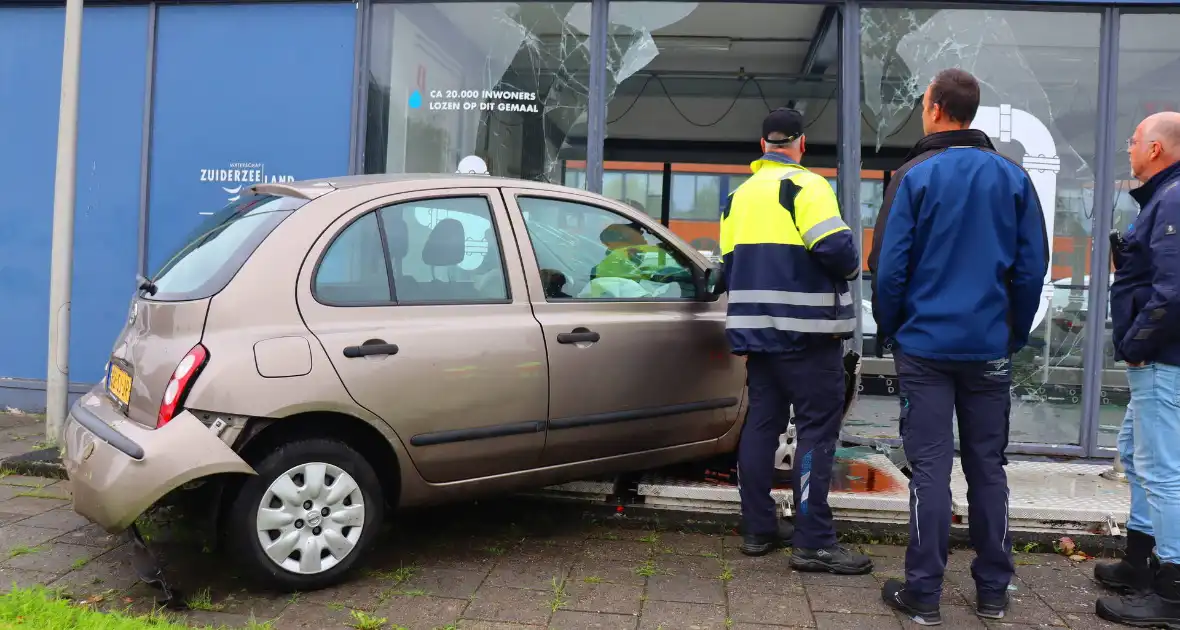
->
[364,2,593,184]
[852,8,1102,448]
[1100,13,1180,447]
[563,2,841,257]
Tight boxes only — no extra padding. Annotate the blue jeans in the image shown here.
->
[1126,362,1180,562]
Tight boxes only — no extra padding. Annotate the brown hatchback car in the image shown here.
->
[59,175,748,591]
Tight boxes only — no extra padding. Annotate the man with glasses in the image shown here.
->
[1096,111,1180,628]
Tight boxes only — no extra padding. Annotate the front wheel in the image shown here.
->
[226,438,385,591]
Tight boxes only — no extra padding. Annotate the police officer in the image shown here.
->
[720,108,872,575]
[1096,111,1180,628]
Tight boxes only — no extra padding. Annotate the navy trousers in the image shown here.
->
[895,350,1015,605]
[738,342,844,549]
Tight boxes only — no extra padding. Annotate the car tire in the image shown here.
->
[226,438,385,591]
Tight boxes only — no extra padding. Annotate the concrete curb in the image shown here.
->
[0,448,67,480]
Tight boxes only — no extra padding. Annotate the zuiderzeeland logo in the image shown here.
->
[199,162,295,202]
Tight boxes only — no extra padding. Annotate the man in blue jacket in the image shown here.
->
[1095,111,1180,628]
[867,68,1049,626]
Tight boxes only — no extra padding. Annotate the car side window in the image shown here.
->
[378,196,508,303]
[314,212,392,305]
[516,196,697,301]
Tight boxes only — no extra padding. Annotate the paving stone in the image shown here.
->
[51,523,122,549]
[897,605,986,628]
[862,545,907,558]
[170,610,265,628]
[801,571,880,588]
[636,600,727,630]
[728,590,813,627]
[561,580,643,616]
[814,613,902,629]
[272,601,360,629]
[411,539,501,572]
[1001,591,1069,626]
[646,574,725,605]
[549,610,638,630]
[17,507,91,532]
[805,585,894,615]
[654,532,722,557]
[721,545,796,574]
[400,566,489,599]
[0,495,68,516]
[485,552,573,590]
[460,621,544,629]
[465,585,554,626]
[581,539,652,565]
[1021,568,1104,613]
[725,567,804,595]
[568,559,647,587]
[3,541,101,574]
[374,593,467,629]
[299,573,389,611]
[0,524,59,556]
[0,476,61,489]
[1057,610,1126,629]
[887,570,972,606]
[47,546,140,599]
[0,487,27,503]
[0,566,56,592]
[653,553,725,580]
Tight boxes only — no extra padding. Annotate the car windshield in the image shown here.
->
[149,194,307,301]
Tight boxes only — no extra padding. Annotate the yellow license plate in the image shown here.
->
[108,365,132,406]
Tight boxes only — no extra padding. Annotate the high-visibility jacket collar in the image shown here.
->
[750,152,803,174]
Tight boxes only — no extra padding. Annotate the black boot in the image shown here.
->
[1096,529,1157,593]
[1096,561,1180,628]
[740,519,795,556]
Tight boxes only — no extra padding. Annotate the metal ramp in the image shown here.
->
[533,457,1130,536]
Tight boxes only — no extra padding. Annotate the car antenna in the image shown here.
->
[136,274,158,296]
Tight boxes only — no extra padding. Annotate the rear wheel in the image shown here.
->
[227,438,384,591]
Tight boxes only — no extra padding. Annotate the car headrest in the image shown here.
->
[384,213,409,261]
[422,218,465,267]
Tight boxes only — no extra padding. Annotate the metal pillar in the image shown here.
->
[1084,6,1120,458]
[838,0,864,354]
[584,0,609,194]
[46,0,86,443]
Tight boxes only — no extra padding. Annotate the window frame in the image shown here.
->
[513,193,706,304]
[311,193,514,308]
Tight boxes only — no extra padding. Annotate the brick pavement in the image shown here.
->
[0,415,1128,629]
[0,469,1128,630]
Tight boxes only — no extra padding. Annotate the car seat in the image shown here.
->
[383,212,420,301]
[420,218,472,300]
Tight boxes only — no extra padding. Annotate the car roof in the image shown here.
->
[249,173,585,201]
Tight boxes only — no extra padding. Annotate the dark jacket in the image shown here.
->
[867,130,1049,361]
[1111,161,1180,366]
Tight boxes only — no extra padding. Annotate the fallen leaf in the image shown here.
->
[1070,554,1088,562]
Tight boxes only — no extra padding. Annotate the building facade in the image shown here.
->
[0,0,1177,459]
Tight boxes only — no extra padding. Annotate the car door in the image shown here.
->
[297,189,548,483]
[501,188,744,466]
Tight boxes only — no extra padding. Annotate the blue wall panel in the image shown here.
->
[147,2,356,273]
[0,6,147,393]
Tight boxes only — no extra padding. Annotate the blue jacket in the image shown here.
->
[868,130,1049,361]
[1111,161,1180,366]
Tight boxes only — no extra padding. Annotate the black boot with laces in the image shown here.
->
[1097,561,1180,628]
[1095,529,1157,594]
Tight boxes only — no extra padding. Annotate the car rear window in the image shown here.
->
[148,194,307,301]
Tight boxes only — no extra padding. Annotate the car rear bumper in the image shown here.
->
[62,390,255,533]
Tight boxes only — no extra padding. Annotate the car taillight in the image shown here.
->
[157,344,209,428]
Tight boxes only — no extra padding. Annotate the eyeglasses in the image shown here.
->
[1127,137,1138,150]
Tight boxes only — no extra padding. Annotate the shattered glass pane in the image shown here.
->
[364,2,603,185]
[850,9,1103,447]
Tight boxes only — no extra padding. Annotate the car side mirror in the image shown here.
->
[695,266,721,302]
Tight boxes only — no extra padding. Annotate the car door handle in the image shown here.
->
[343,340,399,358]
[557,330,600,344]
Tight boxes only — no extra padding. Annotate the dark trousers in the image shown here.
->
[738,343,844,549]
[895,350,1015,605]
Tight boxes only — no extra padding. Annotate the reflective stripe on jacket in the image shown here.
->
[719,153,861,354]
